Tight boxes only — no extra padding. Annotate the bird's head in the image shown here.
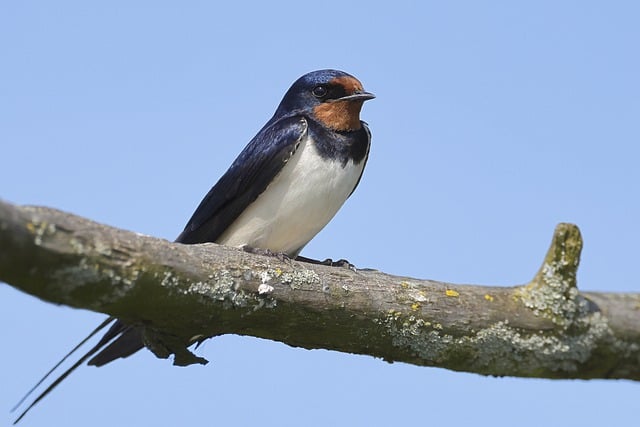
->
[275,69,375,132]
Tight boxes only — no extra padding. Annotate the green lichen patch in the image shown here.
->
[48,256,140,308]
[26,219,57,246]
[378,305,618,378]
[517,261,587,326]
[277,268,321,290]
[517,223,586,326]
[173,269,253,309]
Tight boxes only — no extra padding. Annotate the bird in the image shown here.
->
[13,69,374,423]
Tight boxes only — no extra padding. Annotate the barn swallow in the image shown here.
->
[13,69,374,422]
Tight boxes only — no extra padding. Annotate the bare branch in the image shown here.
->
[1,199,638,379]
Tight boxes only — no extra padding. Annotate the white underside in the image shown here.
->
[217,135,364,257]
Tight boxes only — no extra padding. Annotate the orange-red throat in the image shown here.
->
[313,76,374,132]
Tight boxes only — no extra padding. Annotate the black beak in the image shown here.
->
[334,91,376,102]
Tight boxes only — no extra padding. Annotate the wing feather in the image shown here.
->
[176,116,307,244]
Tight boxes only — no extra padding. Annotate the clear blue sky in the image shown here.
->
[1,1,638,426]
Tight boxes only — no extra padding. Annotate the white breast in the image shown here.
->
[217,135,365,257]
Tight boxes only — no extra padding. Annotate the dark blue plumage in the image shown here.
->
[177,69,373,245]
[14,69,374,423]
[176,116,308,244]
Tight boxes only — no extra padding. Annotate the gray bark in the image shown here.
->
[0,199,638,380]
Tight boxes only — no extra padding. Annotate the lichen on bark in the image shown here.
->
[1,200,639,380]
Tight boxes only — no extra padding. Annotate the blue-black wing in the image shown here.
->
[86,115,308,367]
[92,116,307,369]
[13,116,308,424]
[176,115,308,244]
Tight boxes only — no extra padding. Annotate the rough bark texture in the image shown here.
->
[1,199,639,379]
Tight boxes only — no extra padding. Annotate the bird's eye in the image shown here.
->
[312,85,328,98]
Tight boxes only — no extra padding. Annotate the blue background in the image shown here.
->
[1,1,638,426]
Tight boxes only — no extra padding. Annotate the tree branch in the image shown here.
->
[1,199,638,379]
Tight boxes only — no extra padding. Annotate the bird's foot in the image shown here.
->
[295,255,357,271]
